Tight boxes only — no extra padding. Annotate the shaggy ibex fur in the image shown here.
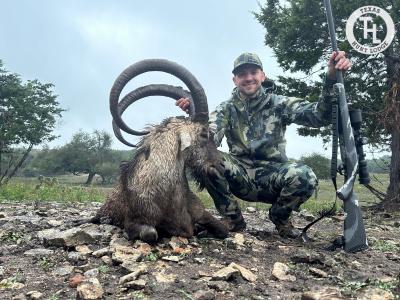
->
[95,117,228,242]
[100,59,230,242]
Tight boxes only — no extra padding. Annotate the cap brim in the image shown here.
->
[232,63,262,74]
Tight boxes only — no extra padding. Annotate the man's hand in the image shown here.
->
[175,97,190,114]
[327,51,352,80]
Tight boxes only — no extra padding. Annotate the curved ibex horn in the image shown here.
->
[110,59,209,137]
[113,84,191,146]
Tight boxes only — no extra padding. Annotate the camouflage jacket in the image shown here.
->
[209,78,336,164]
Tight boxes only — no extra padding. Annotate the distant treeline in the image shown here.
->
[365,155,391,174]
[9,141,390,185]
[295,153,390,181]
[2,131,133,185]
[20,147,133,181]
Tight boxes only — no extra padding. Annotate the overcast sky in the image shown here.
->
[1,0,334,159]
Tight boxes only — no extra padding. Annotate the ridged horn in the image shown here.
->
[112,84,191,146]
[110,59,208,137]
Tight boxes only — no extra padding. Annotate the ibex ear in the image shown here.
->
[179,131,192,152]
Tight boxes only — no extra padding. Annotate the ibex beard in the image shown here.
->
[94,117,229,243]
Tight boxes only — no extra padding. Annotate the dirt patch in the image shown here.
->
[0,201,399,299]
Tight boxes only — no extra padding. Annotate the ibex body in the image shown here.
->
[96,117,228,242]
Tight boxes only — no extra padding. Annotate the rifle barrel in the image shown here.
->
[323,0,344,84]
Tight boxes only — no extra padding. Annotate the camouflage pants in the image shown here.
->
[205,152,318,225]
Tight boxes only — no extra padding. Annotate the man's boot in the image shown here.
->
[275,220,301,239]
[269,207,300,239]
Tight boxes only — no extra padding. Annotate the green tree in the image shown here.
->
[26,146,65,177]
[255,0,400,204]
[299,153,331,180]
[367,155,390,174]
[55,130,115,185]
[96,161,119,184]
[0,60,64,184]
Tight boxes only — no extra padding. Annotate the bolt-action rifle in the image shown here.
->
[323,0,370,252]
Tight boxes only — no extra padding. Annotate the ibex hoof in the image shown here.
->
[139,226,158,243]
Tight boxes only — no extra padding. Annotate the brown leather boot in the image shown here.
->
[276,221,301,239]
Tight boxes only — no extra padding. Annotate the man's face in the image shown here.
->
[233,65,266,98]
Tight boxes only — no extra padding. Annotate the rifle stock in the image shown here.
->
[335,84,368,252]
[343,193,368,252]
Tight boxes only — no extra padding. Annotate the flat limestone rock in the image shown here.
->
[211,266,239,281]
[229,262,257,282]
[301,286,344,300]
[76,278,104,300]
[24,248,54,257]
[119,264,148,285]
[112,245,142,264]
[37,228,96,247]
[271,262,296,282]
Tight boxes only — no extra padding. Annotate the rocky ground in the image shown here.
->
[0,201,399,300]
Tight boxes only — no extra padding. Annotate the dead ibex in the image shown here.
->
[93,59,229,243]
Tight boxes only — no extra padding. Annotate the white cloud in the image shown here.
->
[75,13,157,59]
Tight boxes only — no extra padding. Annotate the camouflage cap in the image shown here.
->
[232,52,263,74]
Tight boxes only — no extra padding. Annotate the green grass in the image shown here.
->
[340,277,400,297]
[144,252,159,262]
[129,291,147,300]
[371,240,400,253]
[39,257,55,271]
[1,173,388,215]
[0,270,24,289]
[98,265,110,274]
[13,174,113,187]
[0,181,109,203]
[1,231,24,242]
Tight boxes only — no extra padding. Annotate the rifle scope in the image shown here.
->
[349,109,370,185]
